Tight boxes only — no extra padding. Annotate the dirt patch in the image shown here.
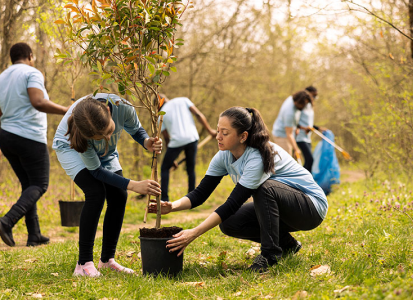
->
[341,170,365,183]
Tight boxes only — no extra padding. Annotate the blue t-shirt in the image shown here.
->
[296,103,314,143]
[160,97,199,148]
[272,96,301,138]
[205,142,328,219]
[0,64,50,144]
[53,93,145,175]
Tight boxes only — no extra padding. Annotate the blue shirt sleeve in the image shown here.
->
[205,151,228,177]
[123,104,149,147]
[27,70,45,91]
[79,143,102,171]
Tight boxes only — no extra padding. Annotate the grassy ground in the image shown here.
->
[1,160,413,299]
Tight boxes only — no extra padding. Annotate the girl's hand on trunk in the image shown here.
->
[144,137,162,154]
[128,179,161,196]
[166,229,198,257]
[148,200,172,215]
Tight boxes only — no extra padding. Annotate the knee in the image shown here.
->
[219,221,234,237]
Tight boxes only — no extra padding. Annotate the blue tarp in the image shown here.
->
[311,130,340,195]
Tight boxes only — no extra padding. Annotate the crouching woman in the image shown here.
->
[149,106,327,273]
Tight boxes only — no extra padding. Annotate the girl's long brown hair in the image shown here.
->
[65,96,111,155]
[220,107,276,174]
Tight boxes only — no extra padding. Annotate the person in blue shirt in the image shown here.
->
[0,43,69,248]
[272,91,312,159]
[53,94,162,277]
[148,106,328,273]
[159,95,216,202]
[296,86,327,172]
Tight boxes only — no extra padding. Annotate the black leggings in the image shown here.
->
[219,180,322,259]
[74,168,128,264]
[297,142,314,172]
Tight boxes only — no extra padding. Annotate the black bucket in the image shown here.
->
[58,200,85,227]
[139,236,183,276]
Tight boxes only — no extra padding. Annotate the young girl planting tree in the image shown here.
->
[148,107,328,273]
[53,94,162,277]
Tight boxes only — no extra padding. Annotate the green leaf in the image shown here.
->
[148,64,155,74]
[152,74,160,83]
[162,71,170,76]
[102,73,111,80]
[97,60,103,73]
[159,111,166,115]
[170,66,177,72]
[93,89,99,96]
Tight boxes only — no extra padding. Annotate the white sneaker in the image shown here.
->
[98,258,135,274]
[73,261,102,277]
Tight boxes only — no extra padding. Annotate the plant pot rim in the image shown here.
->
[58,200,85,202]
[139,236,173,241]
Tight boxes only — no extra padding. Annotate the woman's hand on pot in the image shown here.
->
[128,179,161,196]
[145,137,162,154]
[148,200,172,215]
[166,229,198,257]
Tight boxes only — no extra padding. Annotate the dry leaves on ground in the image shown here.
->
[334,285,350,294]
[309,265,331,277]
[292,290,308,299]
[183,282,206,287]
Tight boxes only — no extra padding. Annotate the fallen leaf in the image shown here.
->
[334,285,350,294]
[51,273,59,277]
[72,282,77,287]
[183,282,205,287]
[126,251,135,257]
[291,290,308,299]
[217,297,223,300]
[246,248,256,257]
[4,289,12,293]
[24,258,37,263]
[310,265,331,277]
[264,295,273,299]
[233,291,242,296]
[137,252,141,259]
[389,53,394,60]
[32,293,43,298]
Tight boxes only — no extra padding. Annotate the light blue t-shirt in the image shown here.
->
[272,96,301,138]
[296,102,314,143]
[0,64,50,144]
[53,93,144,178]
[160,97,199,148]
[205,142,328,219]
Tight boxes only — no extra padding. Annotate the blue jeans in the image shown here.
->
[219,180,322,259]
[0,130,49,230]
[161,140,198,201]
[297,142,313,172]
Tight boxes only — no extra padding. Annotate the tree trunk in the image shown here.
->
[410,0,413,59]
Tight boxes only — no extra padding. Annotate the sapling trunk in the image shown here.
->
[70,85,76,201]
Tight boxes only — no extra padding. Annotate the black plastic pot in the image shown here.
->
[139,236,183,276]
[58,200,85,227]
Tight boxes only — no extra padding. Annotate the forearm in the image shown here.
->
[34,100,68,115]
[171,197,192,212]
[197,114,215,135]
[286,131,300,151]
[193,212,222,236]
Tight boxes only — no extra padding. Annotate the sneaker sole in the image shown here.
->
[0,222,15,247]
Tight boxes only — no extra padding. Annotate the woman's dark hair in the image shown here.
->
[292,90,313,105]
[10,43,32,64]
[305,85,317,93]
[66,96,111,155]
[220,107,276,173]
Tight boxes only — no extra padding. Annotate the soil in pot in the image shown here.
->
[139,226,183,277]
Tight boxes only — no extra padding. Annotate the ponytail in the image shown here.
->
[220,107,276,173]
[66,115,89,153]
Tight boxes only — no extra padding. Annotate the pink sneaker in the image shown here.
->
[73,261,102,277]
[98,258,135,274]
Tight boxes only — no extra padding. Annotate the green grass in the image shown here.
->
[1,161,413,299]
